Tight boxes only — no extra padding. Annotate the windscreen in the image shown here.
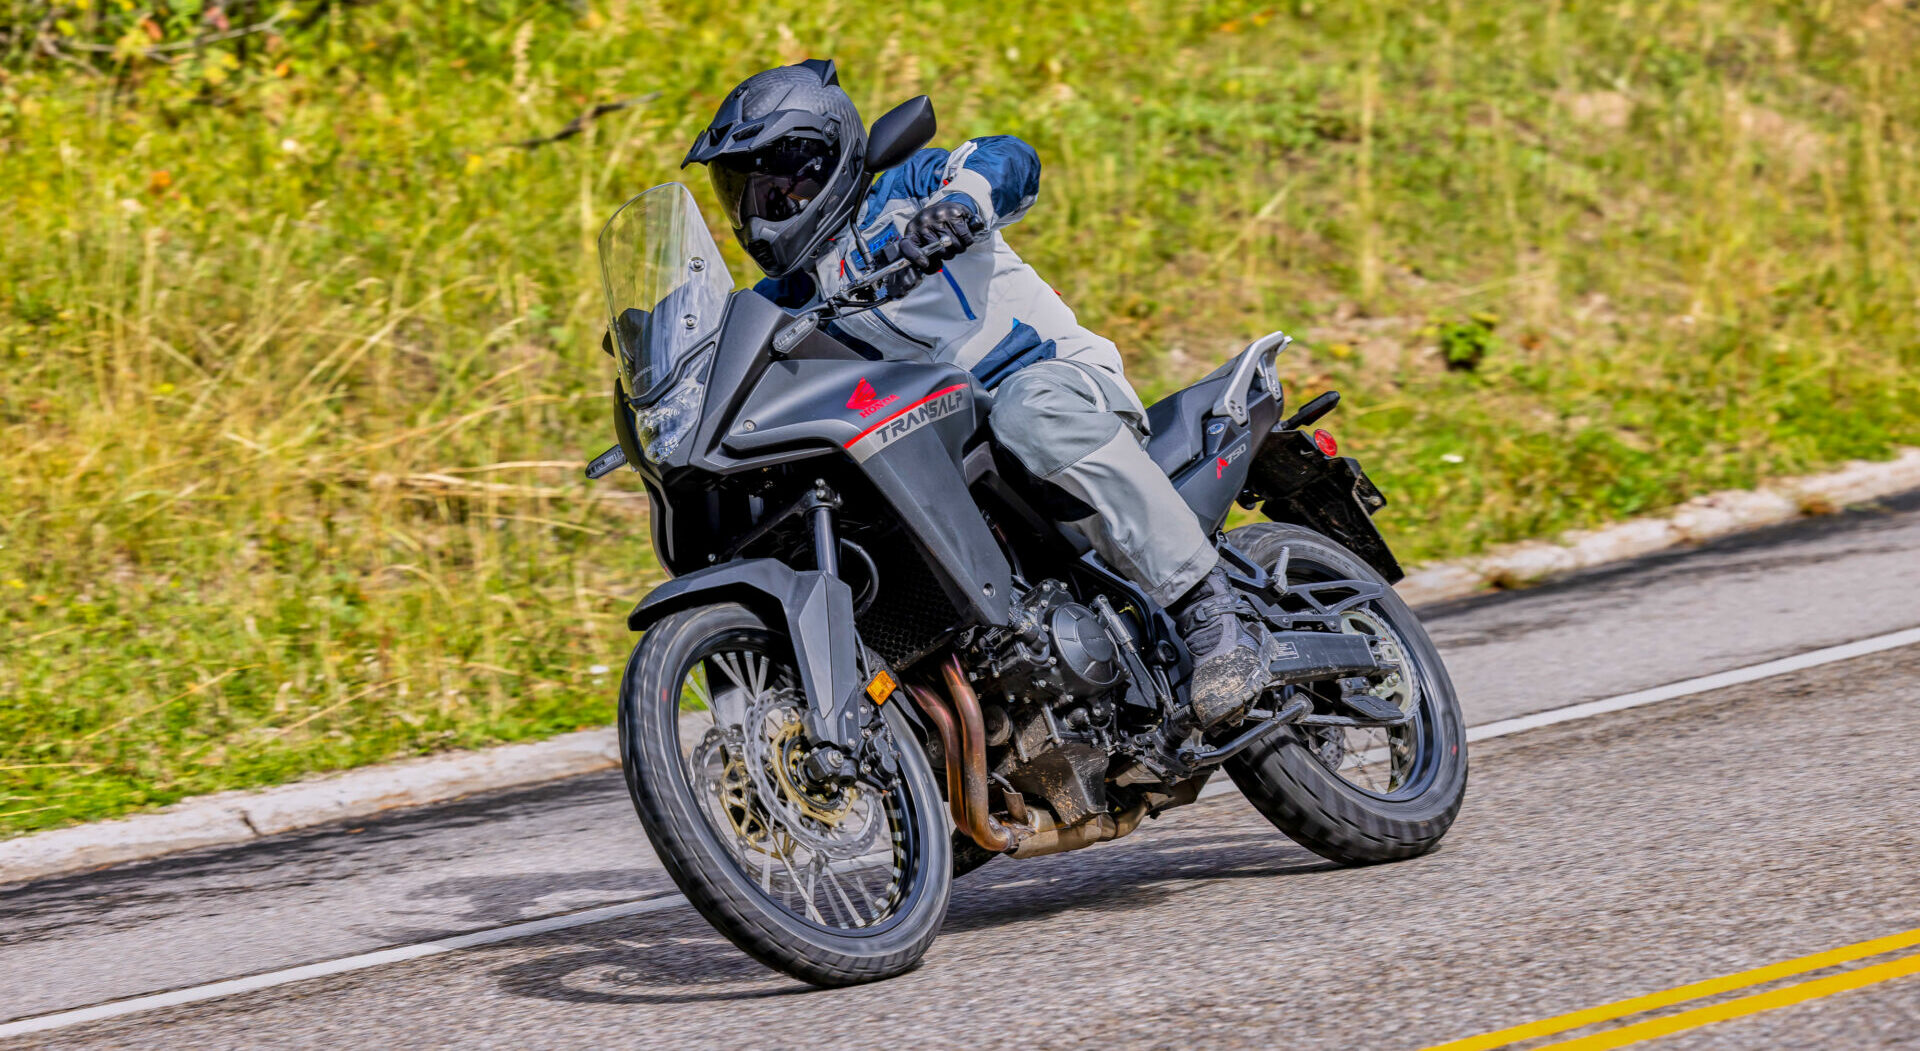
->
[597,182,732,399]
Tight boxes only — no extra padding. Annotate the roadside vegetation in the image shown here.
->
[3,0,1915,835]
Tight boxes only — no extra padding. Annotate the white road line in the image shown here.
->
[7,624,1918,1037]
[1463,624,1920,743]
[1195,628,1920,797]
[0,896,689,1039]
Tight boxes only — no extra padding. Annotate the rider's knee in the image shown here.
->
[990,364,1123,478]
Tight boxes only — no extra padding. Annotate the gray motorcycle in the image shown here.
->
[587,101,1468,987]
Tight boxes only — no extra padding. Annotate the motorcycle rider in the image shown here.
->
[684,59,1272,727]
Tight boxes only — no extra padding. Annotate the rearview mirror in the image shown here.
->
[866,96,936,172]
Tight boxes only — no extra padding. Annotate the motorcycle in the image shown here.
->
[587,100,1468,987]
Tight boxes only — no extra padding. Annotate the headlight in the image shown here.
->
[633,374,705,464]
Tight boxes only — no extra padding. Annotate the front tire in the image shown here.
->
[619,602,951,986]
[1225,523,1469,864]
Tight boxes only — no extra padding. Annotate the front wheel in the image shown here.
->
[619,602,951,986]
[1225,523,1469,864]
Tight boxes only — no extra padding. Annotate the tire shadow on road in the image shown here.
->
[482,827,1337,1007]
[942,828,1337,936]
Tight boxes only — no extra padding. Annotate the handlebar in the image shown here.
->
[769,233,960,356]
[829,232,956,306]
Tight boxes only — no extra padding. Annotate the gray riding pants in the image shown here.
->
[989,360,1216,607]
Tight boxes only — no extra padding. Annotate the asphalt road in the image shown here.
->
[4,492,1919,1048]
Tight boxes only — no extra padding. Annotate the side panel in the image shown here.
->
[723,358,1013,625]
[1167,386,1281,534]
[629,558,865,748]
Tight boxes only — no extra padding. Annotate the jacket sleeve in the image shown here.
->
[936,135,1041,230]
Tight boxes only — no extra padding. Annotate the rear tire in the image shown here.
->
[1224,523,1469,864]
[619,602,951,986]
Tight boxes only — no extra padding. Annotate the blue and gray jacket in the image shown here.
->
[754,136,1146,417]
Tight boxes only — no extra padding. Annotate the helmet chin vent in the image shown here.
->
[747,240,779,271]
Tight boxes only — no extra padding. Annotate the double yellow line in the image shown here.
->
[1425,927,1920,1050]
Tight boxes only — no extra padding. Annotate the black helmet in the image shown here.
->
[684,59,868,278]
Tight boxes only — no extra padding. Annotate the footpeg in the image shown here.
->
[1334,692,1406,723]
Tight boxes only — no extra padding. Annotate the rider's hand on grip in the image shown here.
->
[898,199,986,273]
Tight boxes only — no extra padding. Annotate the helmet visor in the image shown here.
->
[709,135,838,229]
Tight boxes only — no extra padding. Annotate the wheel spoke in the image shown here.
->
[786,852,826,925]
[822,866,865,927]
[683,665,712,710]
[747,651,768,698]
[672,631,912,932]
[712,651,751,695]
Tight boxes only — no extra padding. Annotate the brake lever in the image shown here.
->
[837,232,956,305]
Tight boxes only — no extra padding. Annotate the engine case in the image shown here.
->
[966,581,1127,824]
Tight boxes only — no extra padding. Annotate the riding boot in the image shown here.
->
[1172,566,1273,729]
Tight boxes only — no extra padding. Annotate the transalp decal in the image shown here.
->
[844,384,968,462]
[846,377,898,418]
[1215,438,1250,479]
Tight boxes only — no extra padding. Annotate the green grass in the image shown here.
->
[2,0,1916,836]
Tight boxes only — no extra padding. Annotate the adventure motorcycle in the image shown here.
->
[587,102,1468,987]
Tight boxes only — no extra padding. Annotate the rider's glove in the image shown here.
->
[896,199,986,273]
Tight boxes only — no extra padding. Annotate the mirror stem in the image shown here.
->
[848,216,874,267]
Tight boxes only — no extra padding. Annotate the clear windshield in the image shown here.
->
[597,182,733,399]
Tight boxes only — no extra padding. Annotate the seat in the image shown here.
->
[1144,363,1235,476]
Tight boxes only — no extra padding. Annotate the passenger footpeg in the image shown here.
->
[1332,692,1406,723]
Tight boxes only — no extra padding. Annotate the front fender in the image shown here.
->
[629,558,864,749]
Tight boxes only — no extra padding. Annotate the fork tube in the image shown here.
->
[810,501,838,575]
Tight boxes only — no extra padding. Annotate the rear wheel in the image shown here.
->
[619,602,951,986]
[1224,523,1469,864]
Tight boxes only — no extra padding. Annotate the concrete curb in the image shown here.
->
[6,447,1917,885]
[1392,447,1920,606]
[0,729,619,885]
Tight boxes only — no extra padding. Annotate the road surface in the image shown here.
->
[4,491,1918,1048]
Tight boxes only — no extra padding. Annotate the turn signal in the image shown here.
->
[1312,429,1339,457]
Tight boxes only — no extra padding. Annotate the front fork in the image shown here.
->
[808,484,840,577]
[791,481,877,754]
[799,484,906,785]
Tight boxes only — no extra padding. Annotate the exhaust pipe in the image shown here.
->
[909,656,1212,860]
[919,654,1017,854]
[905,684,968,836]
[1009,803,1148,859]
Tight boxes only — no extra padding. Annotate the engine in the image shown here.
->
[960,580,1128,825]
